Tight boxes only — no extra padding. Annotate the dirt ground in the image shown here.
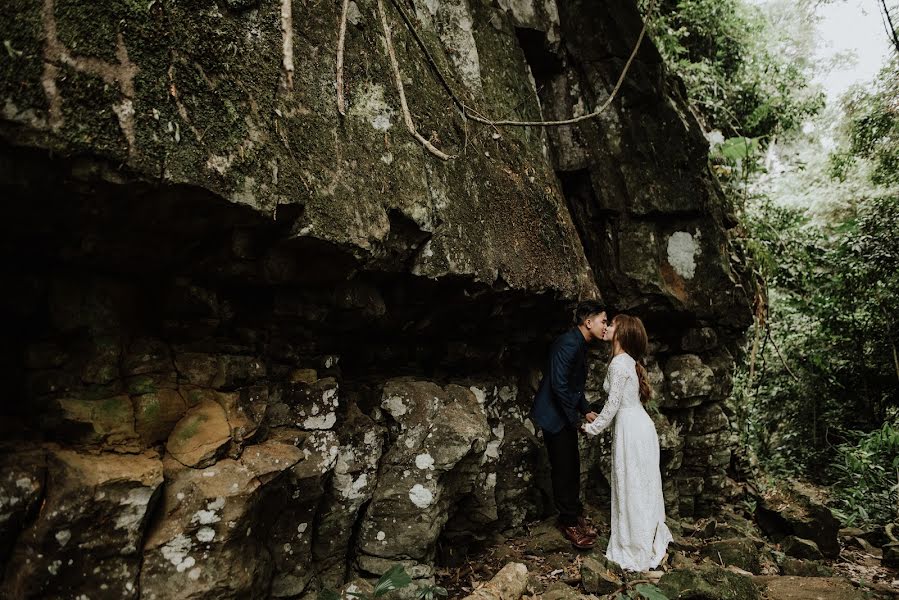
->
[434,500,899,599]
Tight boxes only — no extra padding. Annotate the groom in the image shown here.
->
[531,300,607,549]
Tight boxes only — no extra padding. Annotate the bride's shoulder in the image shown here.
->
[610,352,635,365]
[609,353,636,372]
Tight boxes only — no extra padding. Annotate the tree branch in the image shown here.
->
[878,0,899,56]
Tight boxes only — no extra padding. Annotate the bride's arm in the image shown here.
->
[583,361,626,435]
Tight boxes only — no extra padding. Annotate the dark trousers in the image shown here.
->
[543,426,582,526]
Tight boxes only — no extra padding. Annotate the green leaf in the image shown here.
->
[717,136,760,161]
[635,583,670,600]
[373,564,413,597]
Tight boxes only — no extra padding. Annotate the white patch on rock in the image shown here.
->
[415,453,435,470]
[115,487,154,531]
[666,231,700,279]
[348,83,395,131]
[337,471,369,500]
[382,395,407,417]
[206,154,233,176]
[376,530,386,541]
[323,387,338,406]
[54,529,71,547]
[485,440,501,460]
[497,0,536,24]
[346,1,362,25]
[364,430,377,446]
[302,412,337,430]
[196,526,216,543]
[408,483,434,508]
[188,567,202,581]
[469,386,487,405]
[425,0,483,93]
[193,497,225,526]
[15,478,33,490]
[297,522,308,534]
[161,533,195,572]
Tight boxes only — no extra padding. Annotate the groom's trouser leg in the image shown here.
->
[544,426,581,526]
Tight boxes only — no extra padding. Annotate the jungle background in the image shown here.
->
[641,0,899,530]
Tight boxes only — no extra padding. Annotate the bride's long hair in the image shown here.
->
[611,314,652,404]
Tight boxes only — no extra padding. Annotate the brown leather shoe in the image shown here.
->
[577,515,598,538]
[556,523,596,549]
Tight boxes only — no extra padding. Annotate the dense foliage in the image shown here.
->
[642,0,824,142]
[643,0,899,526]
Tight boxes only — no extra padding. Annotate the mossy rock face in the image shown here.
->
[53,395,140,450]
[700,537,762,574]
[658,566,760,600]
[1,0,596,301]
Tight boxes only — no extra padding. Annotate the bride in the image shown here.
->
[582,314,672,572]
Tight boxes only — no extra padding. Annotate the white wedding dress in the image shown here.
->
[584,352,673,571]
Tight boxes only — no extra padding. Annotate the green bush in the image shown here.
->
[829,423,899,526]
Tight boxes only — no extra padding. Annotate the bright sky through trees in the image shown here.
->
[813,0,892,101]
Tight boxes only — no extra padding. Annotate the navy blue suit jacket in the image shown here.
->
[531,328,591,434]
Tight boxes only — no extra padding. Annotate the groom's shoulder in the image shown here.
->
[552,328,578,347]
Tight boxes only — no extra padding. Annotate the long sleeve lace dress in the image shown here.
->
[583,352,673,571]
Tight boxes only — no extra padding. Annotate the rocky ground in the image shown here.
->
[432,480,898,600]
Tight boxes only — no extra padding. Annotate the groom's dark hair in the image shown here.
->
[574,300,605,325]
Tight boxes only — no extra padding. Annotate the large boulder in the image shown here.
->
[663,355,715,407]
[754,487,840,558]
[311,408,386,589]
[355,379,491,576]
[165,398,232,467]
[140,433,330,599]
[2,448,163,600]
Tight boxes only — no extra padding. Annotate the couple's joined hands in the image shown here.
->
[580,411,599,435]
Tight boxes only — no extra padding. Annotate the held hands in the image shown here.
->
[581,412,599,436]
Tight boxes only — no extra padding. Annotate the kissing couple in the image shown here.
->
[531,300,672,572]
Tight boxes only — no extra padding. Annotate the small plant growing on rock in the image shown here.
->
[416,583,448,600]
[319,564,424,600]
